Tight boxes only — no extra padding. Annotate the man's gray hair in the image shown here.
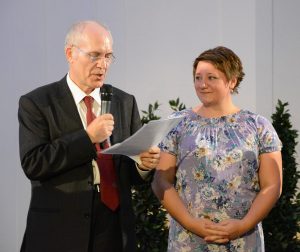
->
[64,20,113,48]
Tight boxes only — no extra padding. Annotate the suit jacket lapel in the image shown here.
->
[56,77,84,132]
[110,92,121,145]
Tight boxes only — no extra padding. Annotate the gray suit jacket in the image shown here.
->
[18,76,144,252]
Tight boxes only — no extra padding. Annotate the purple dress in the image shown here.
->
[159,109,282,252]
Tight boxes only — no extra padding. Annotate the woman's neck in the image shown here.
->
[193,103,240,118]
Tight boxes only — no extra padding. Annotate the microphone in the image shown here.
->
[100,84,113,115]
[100,85,113,147]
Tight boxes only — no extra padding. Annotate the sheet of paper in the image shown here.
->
[102,116,183,159]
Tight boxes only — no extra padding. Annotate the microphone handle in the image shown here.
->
[100,100,111,115]
[100,100,112,147]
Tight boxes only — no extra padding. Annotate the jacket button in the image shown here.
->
[84,213,90,219]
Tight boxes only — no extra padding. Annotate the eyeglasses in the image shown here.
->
[73,45,115,64]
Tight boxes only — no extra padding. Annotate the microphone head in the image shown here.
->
[100,84,113,102]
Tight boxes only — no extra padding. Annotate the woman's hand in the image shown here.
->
[187,218,230,244]
[204,219,245,242]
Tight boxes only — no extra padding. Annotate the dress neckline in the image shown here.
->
[187,108,247,125]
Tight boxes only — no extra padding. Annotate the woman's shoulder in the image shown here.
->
[239,110,272,125]
[236,110,278,136]
[168,108,194,119]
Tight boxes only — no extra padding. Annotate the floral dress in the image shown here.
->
[159,109,282,252]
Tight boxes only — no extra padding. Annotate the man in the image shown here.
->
[18,20,160,252]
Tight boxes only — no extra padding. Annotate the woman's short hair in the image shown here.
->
[193,46,245,93]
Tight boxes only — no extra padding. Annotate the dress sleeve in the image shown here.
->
[158,110,189,156]
[256,115,282,154]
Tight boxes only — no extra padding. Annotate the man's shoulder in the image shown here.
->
[107,84,135,99]
[22,77,67,98]
[20,76,68,104]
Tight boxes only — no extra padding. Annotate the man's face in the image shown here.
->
[66,24,114,94]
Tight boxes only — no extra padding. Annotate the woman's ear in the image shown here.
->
[229,77,237,91]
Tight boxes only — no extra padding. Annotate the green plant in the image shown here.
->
[133,98,186,251]
[140,101,161,125]
[169,98,186,112]
[263,100,300,251]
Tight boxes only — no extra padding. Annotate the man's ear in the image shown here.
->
[65,46,74,63]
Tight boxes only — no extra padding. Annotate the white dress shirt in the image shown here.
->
[67,74,101,184]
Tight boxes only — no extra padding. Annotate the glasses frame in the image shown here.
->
[72,45,115,64]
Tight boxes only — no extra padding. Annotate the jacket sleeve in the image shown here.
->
[125,94,153,184]
[18,95,96,181]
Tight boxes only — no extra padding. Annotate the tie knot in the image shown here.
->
[83,96,94,110]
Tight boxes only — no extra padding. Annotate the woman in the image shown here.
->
[152,46,282,251]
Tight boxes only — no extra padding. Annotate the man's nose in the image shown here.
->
[96,58,108,68]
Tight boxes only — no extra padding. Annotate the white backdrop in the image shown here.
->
[0,0,299,251]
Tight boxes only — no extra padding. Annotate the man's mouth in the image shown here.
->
[93,73,104,79]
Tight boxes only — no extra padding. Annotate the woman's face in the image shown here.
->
[194,61,235,107]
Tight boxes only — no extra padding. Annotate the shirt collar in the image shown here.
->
[66,73,101,105]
